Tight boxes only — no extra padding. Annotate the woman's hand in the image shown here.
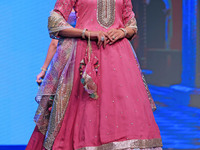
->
[85,31,112,48]
[107,29,125,44]
[36,71,46,86]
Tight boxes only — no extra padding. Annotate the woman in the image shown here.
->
[26,0,163,150]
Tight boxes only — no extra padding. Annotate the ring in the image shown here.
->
[112,36,116,40]
[101,36,104,41]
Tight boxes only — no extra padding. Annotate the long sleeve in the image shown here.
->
[48,0,76,39]
[122,0,138,40]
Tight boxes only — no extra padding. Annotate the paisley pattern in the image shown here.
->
[97,0,115,28]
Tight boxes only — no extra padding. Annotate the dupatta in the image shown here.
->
[34,11,77,150]
[33,10,99,150]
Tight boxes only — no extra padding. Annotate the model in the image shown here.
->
[26,0,163,149]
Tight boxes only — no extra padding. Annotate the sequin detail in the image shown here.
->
[77,138,162,150]
[97,0,115,28]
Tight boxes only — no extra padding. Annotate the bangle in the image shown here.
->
[41,67,47,72]
[82,28,88,39]
[119,28,127,37]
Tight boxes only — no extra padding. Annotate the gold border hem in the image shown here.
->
[77,138,162,150]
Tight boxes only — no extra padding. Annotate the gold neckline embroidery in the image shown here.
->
[97,0,115,28]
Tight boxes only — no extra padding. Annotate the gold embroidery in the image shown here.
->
[97,0,115,28]
[34,17,78,149]
[77,138,162,150]
[48,11,73,39]
[43,40,77,150]
[125,17,138,40]
[125,17,138,30]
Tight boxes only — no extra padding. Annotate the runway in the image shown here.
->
[151,85,200,149]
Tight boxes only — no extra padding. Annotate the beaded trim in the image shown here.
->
[97,0,116,29]
[77,138,162,150]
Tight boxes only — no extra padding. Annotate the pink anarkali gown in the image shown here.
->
[26,0,163,150]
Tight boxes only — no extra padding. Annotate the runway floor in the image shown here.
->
[150,85,200,150]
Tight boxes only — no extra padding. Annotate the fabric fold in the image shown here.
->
[129,42,157,112]
[48,10,73,39]
[34,11,78,150]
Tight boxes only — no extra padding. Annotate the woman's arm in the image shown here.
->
[41,39,58,70]
[107,0,137,44]
[58,28,112,48]
[122,0,138,40]
[107,27,137,45]
[58,28,84,38]
[36,39,58,84]
[124,26,137,39]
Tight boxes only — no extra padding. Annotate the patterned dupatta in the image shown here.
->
[33,10,99,150]
[34,11,77,150]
